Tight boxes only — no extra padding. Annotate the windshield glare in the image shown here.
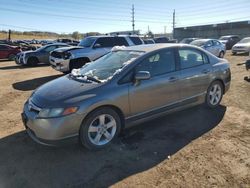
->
[79,37,96,47]
[190,40,206,46]
[79,50,144,81]
[219,36,230,40]
[239,38,250,43]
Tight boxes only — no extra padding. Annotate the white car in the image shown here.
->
[232,37,250,55]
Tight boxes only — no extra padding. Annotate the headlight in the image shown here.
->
[38,107,78,118]
[63,52,71,59]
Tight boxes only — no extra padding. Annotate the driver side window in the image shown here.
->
[135,49,176,77]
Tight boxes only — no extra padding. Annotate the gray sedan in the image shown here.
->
[190,39,226,58]
[15,43,70,66]
[22,44,231,149]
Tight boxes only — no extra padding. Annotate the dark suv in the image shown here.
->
[219,35,240,50]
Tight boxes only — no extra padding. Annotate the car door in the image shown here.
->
[91,37,113,60]
[178,47,213,101]
[128,48,181,116]
[205,40,217,55]
[0,45,10,58]
[213,40,222,56]
[40,45,58,63]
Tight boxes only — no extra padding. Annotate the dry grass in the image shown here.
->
[0,32,57,40]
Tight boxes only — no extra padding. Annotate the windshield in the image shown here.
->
[78,37,96,47]
[190,40,206,46]
[219,36,230,40]
[238,38,250,43]
[77,50,144,81]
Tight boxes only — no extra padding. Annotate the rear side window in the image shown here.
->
[136,49,176,77]
[129,37,143,45]
[113,37,129,46]
[95,37,114,47]
[179,49,205,69]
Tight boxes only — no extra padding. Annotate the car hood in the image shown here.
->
[53,46,84,53]
[233,43,250,47]
[31,75,101,108]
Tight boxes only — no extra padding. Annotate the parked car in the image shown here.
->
[179,38,199,44]
[219,35,240,50]
[49,35,144,73]
[15,43,70,66]
[231,37,250,55]
[57,38,79,46]
[0,40,37,51]
[143,39,155,44]
[153,37,177,43]
[22,44,231,149]
[190,39,226,58]
[0,44,21,60]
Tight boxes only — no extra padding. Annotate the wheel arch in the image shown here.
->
[211,79,225,94]
[81,104,126,130]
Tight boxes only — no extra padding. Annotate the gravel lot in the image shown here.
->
[0,52,249,188]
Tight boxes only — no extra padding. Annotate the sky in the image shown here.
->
[0,0,250,34]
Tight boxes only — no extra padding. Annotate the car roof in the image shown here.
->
[46,43,69,46]
[121,44,195,53]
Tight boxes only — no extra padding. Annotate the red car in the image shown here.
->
[0,44,21,60]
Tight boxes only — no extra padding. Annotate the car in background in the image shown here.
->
[143,39,155,44]
[190,39,226,58]
[153,37,177,43]
[15,43,70,66]
[0,40,37,51]
[0,44,21,60]
[57,38,79,46]
[231,37,250,55]
[50,35,144,73]
[22,44,231,149]
[219,35,240,50]
[180,38,199,44]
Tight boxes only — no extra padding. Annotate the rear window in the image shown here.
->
[129,37,143,45]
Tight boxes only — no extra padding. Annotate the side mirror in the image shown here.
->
[93,43,101,49]
[134,71,151,85]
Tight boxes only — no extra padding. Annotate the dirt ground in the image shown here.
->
[0,52,249,188]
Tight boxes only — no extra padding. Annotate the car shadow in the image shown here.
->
[0,64,48,70]
[0,105,226,188]
[12,75,62,91]
[0,59,10,62]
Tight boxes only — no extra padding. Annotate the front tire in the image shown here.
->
[79,107,121,150]
[206,81,223,108]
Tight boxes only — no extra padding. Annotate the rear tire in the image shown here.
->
[27,57,39,66]
[8,54,15,61]
[205,81,223,108]
[232,52,237,55]
[79,107,121,150]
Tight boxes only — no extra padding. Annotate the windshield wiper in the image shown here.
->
[84,75,101,83]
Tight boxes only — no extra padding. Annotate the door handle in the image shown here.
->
[169,77,178,82]
[202,69,211,74]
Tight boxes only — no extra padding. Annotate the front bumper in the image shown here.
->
[232,48,249,53]
[22,101,83,145]
[50,56,70,72]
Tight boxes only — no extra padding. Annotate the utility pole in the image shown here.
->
[164,26,166,35]
[132,4,135,34]
[8,29,11,41]
[172,9,175,39]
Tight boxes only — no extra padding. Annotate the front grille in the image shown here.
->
[51,51,63,58]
